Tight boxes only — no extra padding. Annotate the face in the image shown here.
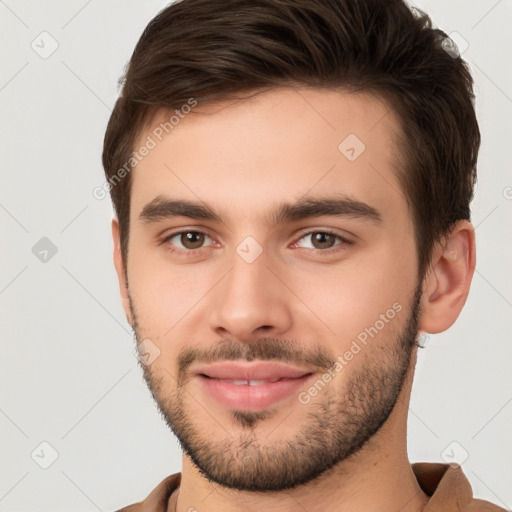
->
[118,87,423,491]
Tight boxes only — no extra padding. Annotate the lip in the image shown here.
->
[194,362,316,412]
[193,361,314,381]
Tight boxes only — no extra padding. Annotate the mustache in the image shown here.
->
[175,337,334,381]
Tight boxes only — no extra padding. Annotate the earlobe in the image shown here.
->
[111,217,134,327]
[418,221,476,334]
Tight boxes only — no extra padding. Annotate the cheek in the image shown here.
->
[293,243,415,347]
[128,247,211,336]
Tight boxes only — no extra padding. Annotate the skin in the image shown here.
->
[112,87,476,512]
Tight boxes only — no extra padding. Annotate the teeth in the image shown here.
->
[219,378,281,385]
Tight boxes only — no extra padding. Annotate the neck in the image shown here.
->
[174,353,429,512]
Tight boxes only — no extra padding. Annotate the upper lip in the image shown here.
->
[194,361,314,381]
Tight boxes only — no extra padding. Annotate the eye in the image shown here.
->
[293,230,351,253]
[163,230,215,252]
[161,229,352,257]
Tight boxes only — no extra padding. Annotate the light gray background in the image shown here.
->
[1,0,511,510]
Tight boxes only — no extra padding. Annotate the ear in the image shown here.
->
[418,220,476,334]
[112,217,134,327]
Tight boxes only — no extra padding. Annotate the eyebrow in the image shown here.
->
[138,194,382,227]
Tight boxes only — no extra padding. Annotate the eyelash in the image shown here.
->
[160,229,352,257]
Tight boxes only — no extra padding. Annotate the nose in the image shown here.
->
[208,247,293,342]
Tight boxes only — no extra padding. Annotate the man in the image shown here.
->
[102,0,506,510]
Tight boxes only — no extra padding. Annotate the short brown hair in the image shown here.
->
[102,0,480,279]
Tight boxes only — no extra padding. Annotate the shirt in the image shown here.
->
[115,462,508,511]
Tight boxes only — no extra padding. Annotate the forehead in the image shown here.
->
[130,87,409,227]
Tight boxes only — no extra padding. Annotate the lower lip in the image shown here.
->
[197,374,315,412]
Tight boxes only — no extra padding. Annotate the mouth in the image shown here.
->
[193,360,315,381]
[196,370,315,412]
[199,375,308,385]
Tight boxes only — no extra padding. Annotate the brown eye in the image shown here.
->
[164,231,214,252]
[294,230,351,254]
[310,232,337,249]
[180,231,205,249]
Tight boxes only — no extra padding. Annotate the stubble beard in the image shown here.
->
[129,284,422,492]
